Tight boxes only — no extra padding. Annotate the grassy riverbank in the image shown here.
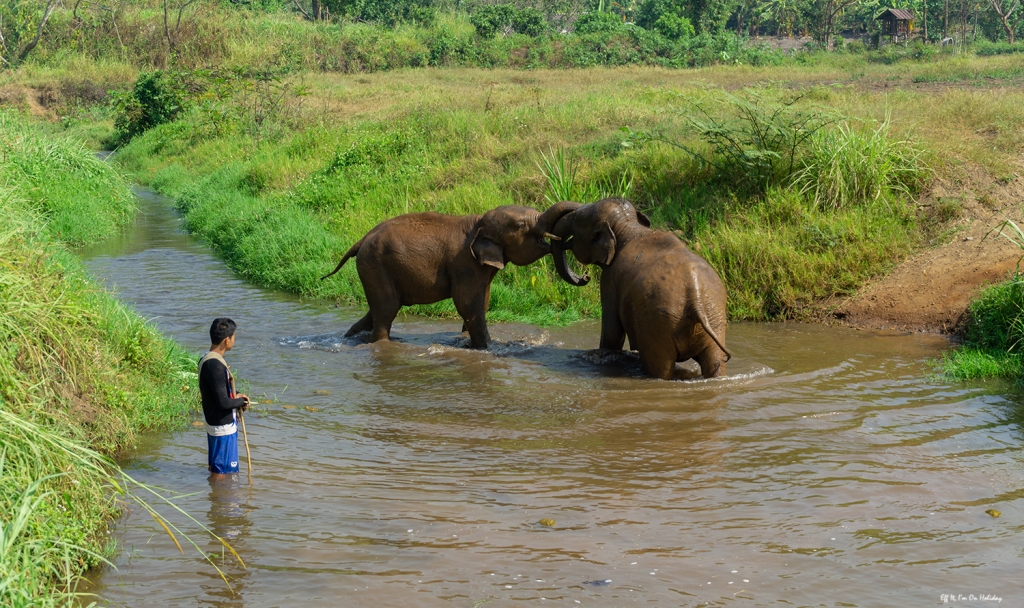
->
[943,220,1024,382]
[102,57,1024,322]
[943,275,1024,381]
[0,113,198,605]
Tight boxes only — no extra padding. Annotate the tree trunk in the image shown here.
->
[943,0,949,38]
[311,0,321,20]
[16,0,58,62]
[824,0,833,50]
[923,0,928,41]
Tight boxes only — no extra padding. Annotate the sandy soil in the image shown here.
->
[823,169,1024,333]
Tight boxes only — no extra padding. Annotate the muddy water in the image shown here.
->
[81,189,1023,607]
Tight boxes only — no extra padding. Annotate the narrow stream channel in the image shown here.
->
[80,188,1022,606]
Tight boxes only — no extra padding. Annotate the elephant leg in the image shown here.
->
[599,314,626,351]
[696,346,727,379]
[345,311,373,337]
[369,301,400,343]
[598,283,625,350]
[453,288,490,350]
[360,282,401,343]
[461,285,490,335]
[637,342,678,381]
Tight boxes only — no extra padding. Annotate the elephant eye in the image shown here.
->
[591,232,602,243]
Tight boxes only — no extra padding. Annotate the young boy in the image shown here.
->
[199,318,250,476]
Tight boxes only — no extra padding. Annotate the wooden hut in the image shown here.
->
[876,8,914,43]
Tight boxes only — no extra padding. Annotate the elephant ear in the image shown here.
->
[471,230,505,269]
[595,222,617,266]
[636,210,652,228]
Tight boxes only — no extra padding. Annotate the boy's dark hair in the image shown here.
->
[210,318,237,345]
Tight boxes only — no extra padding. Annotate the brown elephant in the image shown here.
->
[547,198,732,380]
[321,203,577,349]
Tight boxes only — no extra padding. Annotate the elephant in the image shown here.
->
[321,202,577,349]
[547,198,732,380]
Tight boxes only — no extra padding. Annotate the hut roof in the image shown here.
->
[876,8,915,20]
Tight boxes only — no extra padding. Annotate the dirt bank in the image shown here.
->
[826,169,1024,333]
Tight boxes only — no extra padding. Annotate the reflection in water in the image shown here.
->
[202,476,253,607]
[82,189,1023,607]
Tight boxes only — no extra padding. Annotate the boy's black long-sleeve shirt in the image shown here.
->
[199,357,246,426]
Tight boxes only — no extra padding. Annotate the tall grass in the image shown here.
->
[25,5,783,73]
[1,410,246,607]
[0,113,135,246]
[0,117,209,603]
[793,116,930,211]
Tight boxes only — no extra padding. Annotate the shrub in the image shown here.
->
[635,0,694,40]
[973,40,1024,56]
[573,10,624,35]
[657,87,836,193]
[112,71,187,143]
[470,4,547,38]
[944,220,1024,381]
[328,0,435,27]
[943,274,1024,381]
[845,39,867,53]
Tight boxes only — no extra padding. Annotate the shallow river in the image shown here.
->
[81,189,1022,607]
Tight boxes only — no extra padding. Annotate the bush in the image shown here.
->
[943,274,1024,381]
[112,71,186,143]
[845,39,867,53]
[470,4,547,38]
[573,10,625,35]
[656,87,836,193]
[328,0,435,26]
[944,220,1024,382]
[636,0,694,40]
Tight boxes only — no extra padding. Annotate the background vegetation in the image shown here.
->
[3,0,1024,76]
[106,57,1018,324]
[0,112,199,606]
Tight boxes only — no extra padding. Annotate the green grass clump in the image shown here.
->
[0,120,200,603]
[794,117,930,211]
[943,219,1024,382]
[0,113,135,246]
[675,188,920,319]
[943,274,1024,381]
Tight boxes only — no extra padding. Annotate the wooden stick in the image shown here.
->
[238,410,253,480]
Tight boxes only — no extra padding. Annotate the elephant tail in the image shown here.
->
[320,238,364,280]
[693,300,732,362]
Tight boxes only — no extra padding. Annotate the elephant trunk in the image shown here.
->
[551,212,590,287]
[536,201,581,235]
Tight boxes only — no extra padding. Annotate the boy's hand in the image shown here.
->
[238,394,250,412]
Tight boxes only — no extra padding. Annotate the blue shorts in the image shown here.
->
[207,431,239,474]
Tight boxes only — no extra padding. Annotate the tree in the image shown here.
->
[990,0,1023,41]
[636,0,696,38]
[759,0,799,36]
[805,0,862,49]
[0,0,60,67]
[163,0,200,53]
